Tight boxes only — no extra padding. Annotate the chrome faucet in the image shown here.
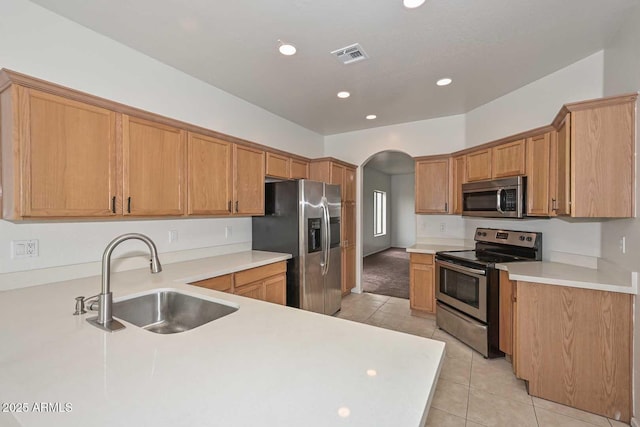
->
[86,233,162,332]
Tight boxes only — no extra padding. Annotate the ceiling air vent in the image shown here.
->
[330,43,369,65]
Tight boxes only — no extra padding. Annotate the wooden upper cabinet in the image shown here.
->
[492,139,526,178]
[11,88,118,218]
[451,155,466,215]
[123,115,186,216]
[330,163,346,199]
[344,167,356,203]
[290,158,309,179]
[265,151,290,179]
[543,97,636,218]
[554,116,571,215]
[465,149,492,182]
[415,157,450,213]
[187,133,233,215]
[526,133,552,216]
[233,145,265,215]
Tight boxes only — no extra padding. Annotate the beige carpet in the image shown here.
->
[362,248,410,299]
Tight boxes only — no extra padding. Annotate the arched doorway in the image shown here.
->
[359,150,415,299]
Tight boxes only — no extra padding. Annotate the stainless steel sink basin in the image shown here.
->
[112,290,238,334]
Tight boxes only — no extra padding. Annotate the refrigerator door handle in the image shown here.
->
[320,197,330,276]
[323,197,331,276]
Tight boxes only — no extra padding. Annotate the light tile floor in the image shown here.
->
[335,292,629,427]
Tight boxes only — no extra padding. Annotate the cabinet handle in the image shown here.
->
[228,200,232,212]
[235,201,239,213]
[111,196,116,214]
[444,202,448,212]
[127,197,131,214]
[551,198,557,211]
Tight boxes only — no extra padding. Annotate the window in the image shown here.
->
[373,190,386,237]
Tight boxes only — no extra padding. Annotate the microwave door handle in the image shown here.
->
[496,188,505,214]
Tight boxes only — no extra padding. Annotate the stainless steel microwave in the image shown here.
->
[462,176,525,218]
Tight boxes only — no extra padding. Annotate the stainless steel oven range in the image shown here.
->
[435,228,542,358]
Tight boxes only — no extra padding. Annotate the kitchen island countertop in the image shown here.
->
[0,250,444,427]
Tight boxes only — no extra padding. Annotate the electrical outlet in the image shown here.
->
[439,223,446,233]
[169,230,178,243]
[619,236,626,254]
[225,226,232,239]
[12,239,39,259]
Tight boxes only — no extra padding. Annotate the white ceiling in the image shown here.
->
[30,0,637,135]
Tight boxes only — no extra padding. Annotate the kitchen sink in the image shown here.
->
[112,290,238,334]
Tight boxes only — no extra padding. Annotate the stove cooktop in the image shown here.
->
[436,249,528,265]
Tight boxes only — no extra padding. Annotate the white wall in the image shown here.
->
[390,174,416,248]
[465,51,605,147]
[363,168,392,256]
[602,4,640,422]
[0,0,323,289]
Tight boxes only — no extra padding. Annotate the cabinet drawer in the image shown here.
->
[234,261,287,288]
[410,253,433,265]
[189,274,233,292]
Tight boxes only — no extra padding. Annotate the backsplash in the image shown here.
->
[416,215,602,263]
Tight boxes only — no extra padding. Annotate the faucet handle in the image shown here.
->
[73,296,87,315]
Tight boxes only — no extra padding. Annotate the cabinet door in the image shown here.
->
[123,116,186,216]
[415,158,449,213]
[342,245,356,294]
[342,202,356,247]
[344,167,356,203]
[571,103,634,217]
[265,152,290,179]
[498,271,514,355]
[233,145,265,215]
[526,133,551,216]
[330,163,346,200]
[492,140,526,178]
[235,282,264,300]
[515,281,632,421]
[187,133,232,215]
[555,115,571,216]
[290,158,309,179]
[466,149,492,182]
[20,88,118,217]
[264,274,286,305]
[451,155,466,215]
[409,261,434,313]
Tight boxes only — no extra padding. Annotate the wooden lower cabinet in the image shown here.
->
[342,245,356,295]
[514,281,632,422]
[409,253,435,313]
[189,261,287,306]
[498,271,514,355]
[264,274,286,305]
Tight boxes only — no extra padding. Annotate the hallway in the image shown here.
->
[361,248,410,299]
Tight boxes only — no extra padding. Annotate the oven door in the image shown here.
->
[435,259,487,322]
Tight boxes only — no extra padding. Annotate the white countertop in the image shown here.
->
[496,261,637,295]
[406,242,472,254]
[0,250,444,427]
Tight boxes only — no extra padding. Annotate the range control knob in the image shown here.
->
[526,236,533,242]
[519,236,526,241]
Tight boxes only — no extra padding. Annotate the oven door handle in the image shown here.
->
[496,188,505,214]
[436,259,486,276]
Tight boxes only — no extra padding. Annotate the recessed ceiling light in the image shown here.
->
[337,91,350,99]
[278,40,296,56]
[366,114,377,120]
[403,0,426,9]
[436,78,452,86]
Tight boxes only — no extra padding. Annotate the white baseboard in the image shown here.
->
[631,417,639,427]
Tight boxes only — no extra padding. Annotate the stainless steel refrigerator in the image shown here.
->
[252,180,342,315]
